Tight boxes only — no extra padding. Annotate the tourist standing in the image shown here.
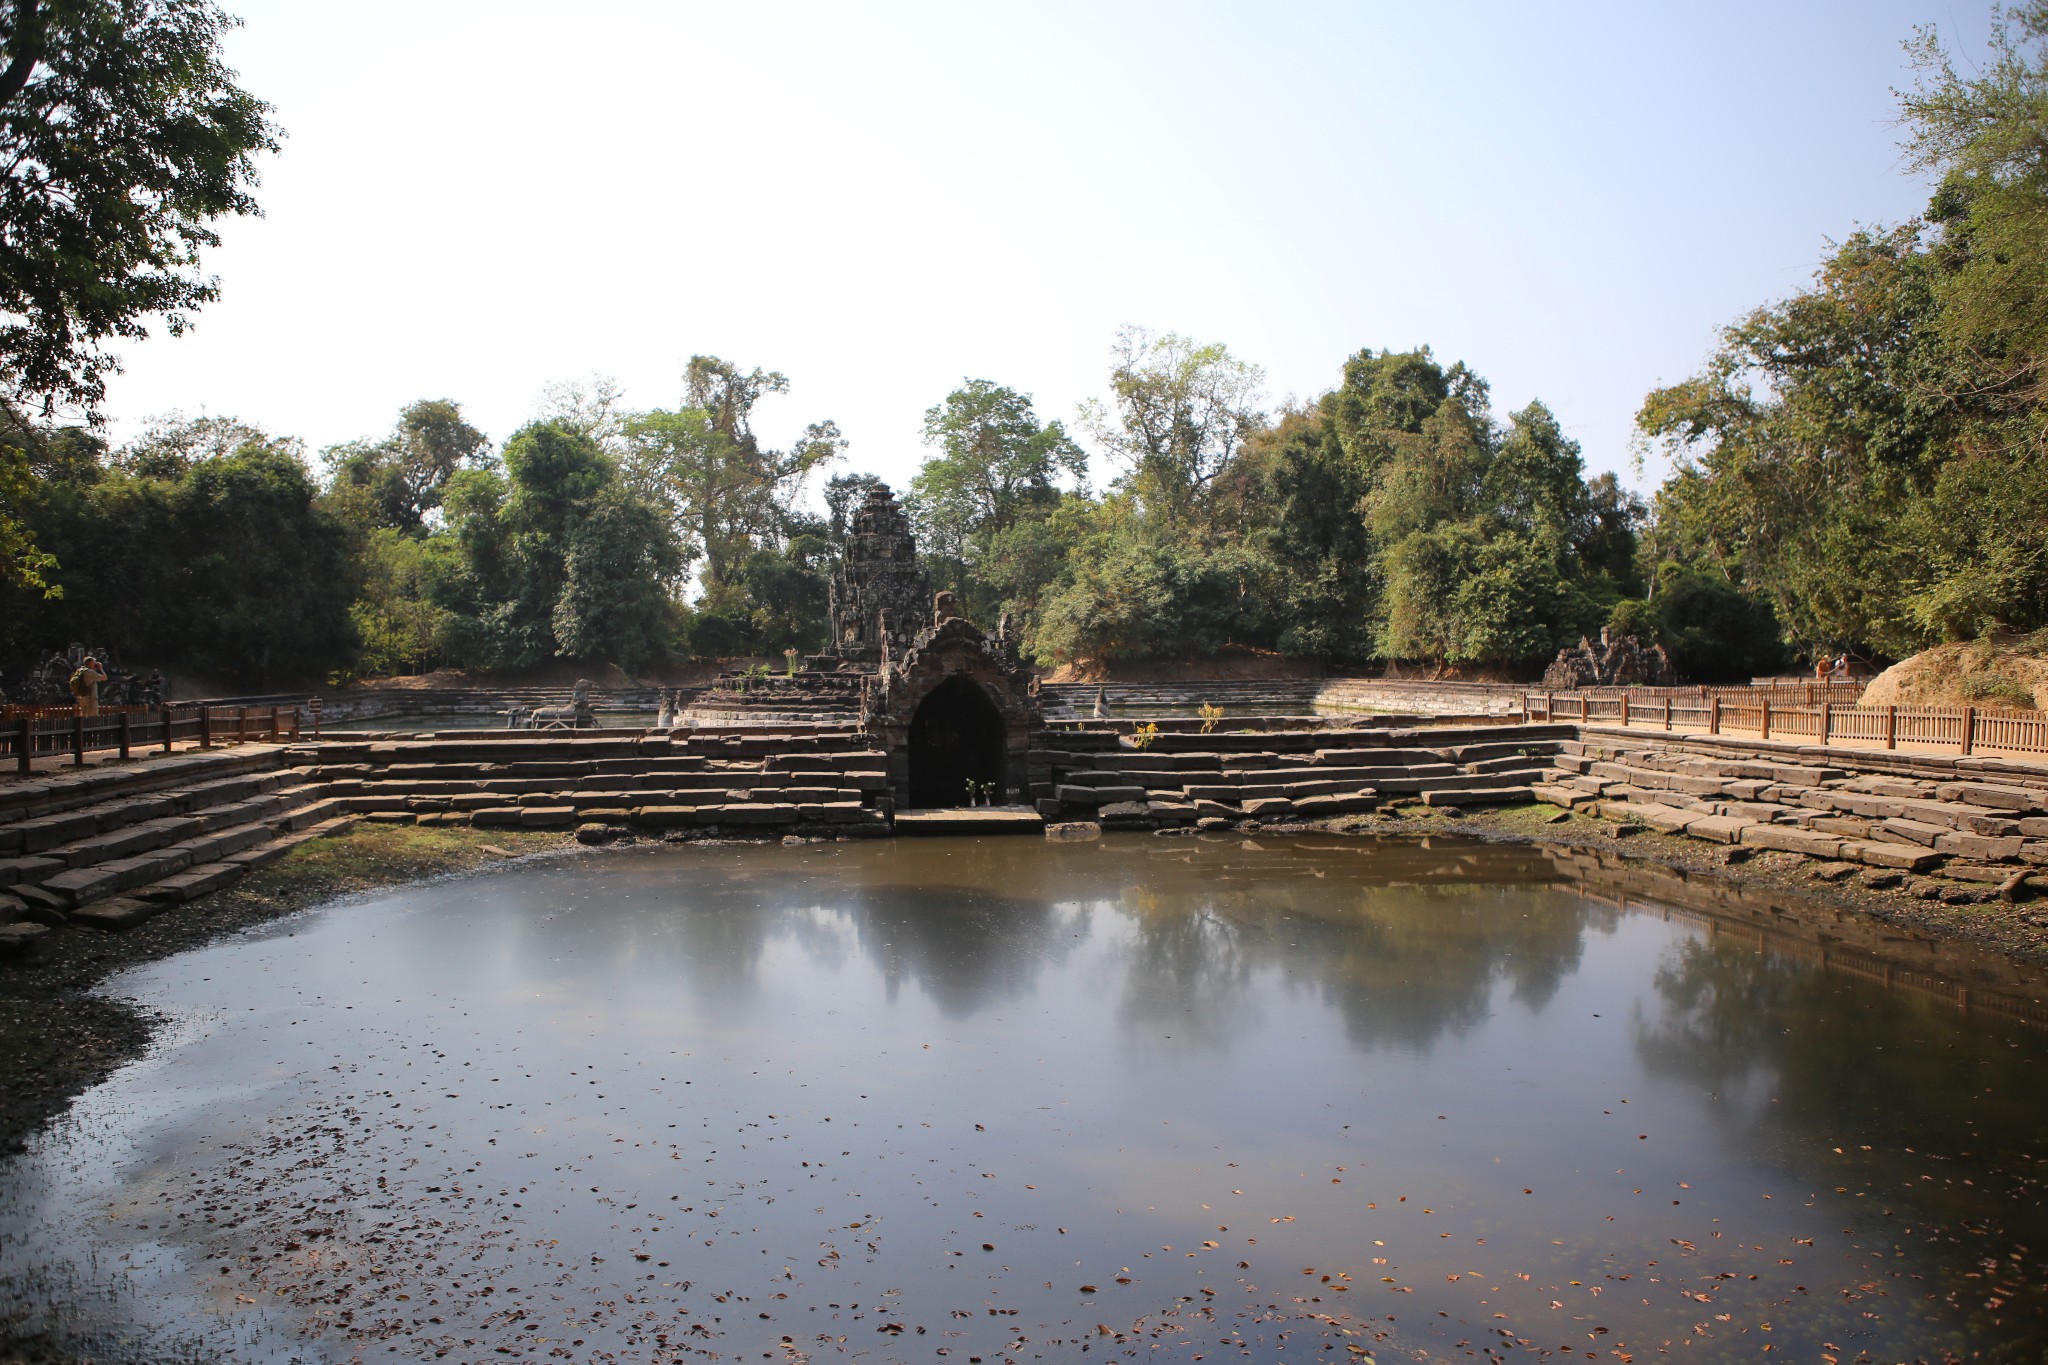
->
[70,656,107,716]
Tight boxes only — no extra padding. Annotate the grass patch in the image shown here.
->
[241,823,568,903]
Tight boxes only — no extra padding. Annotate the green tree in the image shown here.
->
[324,399,489,533]
[622,355,844,592]
[0,418,361,683]
[0,0,280,415]
[1079,325,1264,526]
[910,379,1085,558]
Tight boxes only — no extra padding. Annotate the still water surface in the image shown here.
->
[2,834,2043,1364]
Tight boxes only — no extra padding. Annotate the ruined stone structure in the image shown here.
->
[863,609,1038,809]
[826,485,932,667]
[1542,630,1676,690]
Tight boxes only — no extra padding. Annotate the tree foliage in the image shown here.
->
[0,0,279,416]
[1638,6,2048,661]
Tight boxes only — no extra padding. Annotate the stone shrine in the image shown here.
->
[1542,629,1677,690]
[826,484,933,666]
[679,481,1042,809]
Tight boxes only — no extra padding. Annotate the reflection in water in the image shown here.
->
[0,833,2043,1364]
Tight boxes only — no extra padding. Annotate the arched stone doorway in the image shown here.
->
[906,675,1007,808]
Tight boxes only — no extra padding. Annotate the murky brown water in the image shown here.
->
[2,834,2044,1364]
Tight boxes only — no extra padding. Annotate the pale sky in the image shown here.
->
[99,0,1990,501]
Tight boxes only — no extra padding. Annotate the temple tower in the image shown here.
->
[826,484,933,666]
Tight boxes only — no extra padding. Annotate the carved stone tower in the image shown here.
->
[826,484,933,666]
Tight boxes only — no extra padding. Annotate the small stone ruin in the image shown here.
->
[677,483,1041,807]
[1542,629,1676,690]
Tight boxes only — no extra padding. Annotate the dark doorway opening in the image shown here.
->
[907,675,1007,809]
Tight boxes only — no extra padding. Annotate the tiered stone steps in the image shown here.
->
[290,730,892,837]
[1034,724,1572,824]
[1551,734,2048,893]
[0,748,355,942]
[1040,679,1323,716]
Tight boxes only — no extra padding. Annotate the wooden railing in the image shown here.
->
[2,704,302,774]
[1523,690,2048,757]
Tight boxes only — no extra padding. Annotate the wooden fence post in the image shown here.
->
[1760,699,1772,740]
[1709,697,1721,735]
[199,707,213,749]
[1544,691,1554,722]
[1962,706,1976,755]
[14,715,30,774]
[161,704,174,753]
[118,710,132,760]
[1820,703,1832,747]
[269,705,281,741]
[1885,706,1897,750]
[1620,695,1630,727]
[71,711,85,766]
[1663,698,1672,731]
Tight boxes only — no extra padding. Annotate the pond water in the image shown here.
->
[2,835,2044,1364]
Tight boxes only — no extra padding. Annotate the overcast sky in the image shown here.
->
[98,0,1990,501]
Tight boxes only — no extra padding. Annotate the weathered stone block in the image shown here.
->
[1622,802,1695,834]
[519,806,576,828]
[1423,786,1533,807]
[1878,817,1948,848]
[708,802,798,825]
[1934,782,2048,814]
[1934,830,2025,862]
[1293,792,1377,816]
[1685,815,1752,844]
[69,900,165,933]
[38,865,121,907]
[1241,796,1296,817]
[1843,841,1944,872]
[0,921,51,952]
[797,802,869,823]
[13,811,96,854]
[0,856,63,889]
[1057,784,1146,806]
[132,861,244,902]
[1738,825,1842,859]
[1045,821,1101,841]
[469,807,527,828]
[1935,861,2019,884]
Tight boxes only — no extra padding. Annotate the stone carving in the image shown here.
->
[1542,629,1677,690]
[826,485,933,667]
[509,678,599,730]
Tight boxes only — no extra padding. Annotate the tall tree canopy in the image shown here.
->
[1078,326,1265,527]
[622,355,844,594]
[0,0,278,416]
[1639,4,2048,659]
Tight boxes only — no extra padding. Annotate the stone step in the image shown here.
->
[1376,769,1551,796]
[1421,786,1535,807]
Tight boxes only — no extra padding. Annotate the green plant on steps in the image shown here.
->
[1197,703,1224,734]
[1130,721,1160,750]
